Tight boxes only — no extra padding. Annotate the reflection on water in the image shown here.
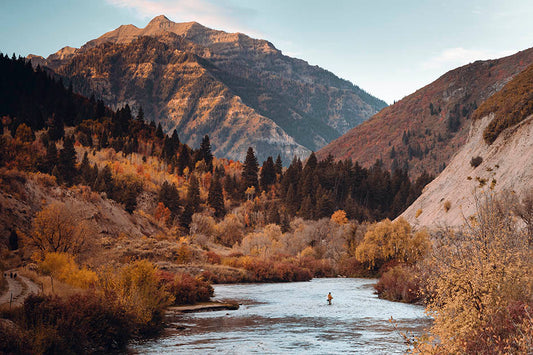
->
[133,278,431,354]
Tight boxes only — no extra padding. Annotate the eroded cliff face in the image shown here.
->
[400,113,533,228]
[35,15,386,163]
[317,48,533,176]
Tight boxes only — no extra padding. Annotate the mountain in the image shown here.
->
[316,48,533,176]
[32,15,386,163]
[401,63,533,228]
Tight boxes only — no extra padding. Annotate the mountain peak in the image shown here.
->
[146,14,172,28]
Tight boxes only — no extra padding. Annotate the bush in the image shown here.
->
[11,293,134,354]
[421,194,533,353]
[375,265,422,303]
[159,272,214,305]
[38,252,98,289]
[355,218,430,271]
[99,260,173,335]
[470,156,483,168]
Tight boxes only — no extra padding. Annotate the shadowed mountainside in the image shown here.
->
[32,15,386,163]
[317,48,533,176]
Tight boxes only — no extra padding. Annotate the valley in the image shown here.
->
[1,10,532,355]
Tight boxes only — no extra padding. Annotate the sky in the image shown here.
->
[1,0,532,104]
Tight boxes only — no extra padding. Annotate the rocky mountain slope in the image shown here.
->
[317,48,533,176]
[32,15,386,163]
[401,63,533,228]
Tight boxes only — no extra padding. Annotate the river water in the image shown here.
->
[134,278,431,354]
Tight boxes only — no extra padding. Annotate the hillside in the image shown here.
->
[33,15,386,163]
[316,48,533,176]
[401,64,533,228]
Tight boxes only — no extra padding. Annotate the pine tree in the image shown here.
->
[137,106,145,121]
[44,141,58,174]
[94,165,114,196]
[199,135,213,172]
[180,202,194,231]
[123,185,138,214]
[186,175,201,212]
[48,113,64,141]
[241,147,259,191]
[158,181,180,217]
[8,230,18,250]
[58,135,77,185]
[260,156,276,192]
[208,174,225,218]
[176,144,191,175]
[275,154,283,180]
[156,123,164,139]
[79,151,92,184]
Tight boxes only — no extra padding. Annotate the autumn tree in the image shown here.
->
[355,217,430,270]
[420,194,533,354]
[25,202,93,257]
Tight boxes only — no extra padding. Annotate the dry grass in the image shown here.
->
[19,268,82,298]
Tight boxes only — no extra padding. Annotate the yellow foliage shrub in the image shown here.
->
[355,218,430,270]
[38,252,98,289]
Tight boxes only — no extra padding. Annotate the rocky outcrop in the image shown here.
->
[401,112,533,228]
[32,15,386,163]
[317,48,533,176]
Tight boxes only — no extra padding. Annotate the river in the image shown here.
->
[133,278,431,354]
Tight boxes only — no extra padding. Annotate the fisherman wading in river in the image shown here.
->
[327,292,333,305]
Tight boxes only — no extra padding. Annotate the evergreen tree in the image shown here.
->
[94,165,114,196]
[8,230,18,250]
[186,175,201,212]
[275,154,283,180]
[137,106,145,121]
[43,141,58,174]
[155,123,164,139]
[58,135,77,185]
[158,181,180,217]
[79,151,92,184]
[241,147,259,191]
[260,156,276,192]
[48,114,64,141]
[208,174,225,218]
[180,202,194,231]
[176,145,191,175]
[199,135,213,172]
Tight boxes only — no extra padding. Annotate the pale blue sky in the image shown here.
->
[1,0,532,103]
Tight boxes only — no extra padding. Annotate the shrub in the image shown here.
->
[355,218,430,271]
[160,272,214,305]
[38,252,98,289]
[205,251,221,264]
[8,293,135,354]
[375,265,422,303]
[421,194,533,353]
[99,260,173,335]
[470,156,483,168]
[443,200,451,212]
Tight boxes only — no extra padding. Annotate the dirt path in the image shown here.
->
[0,270,40,307]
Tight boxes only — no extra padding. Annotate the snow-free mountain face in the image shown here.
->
[33,15,386,163]
[317,48,533,177]
[401,63,533,228]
